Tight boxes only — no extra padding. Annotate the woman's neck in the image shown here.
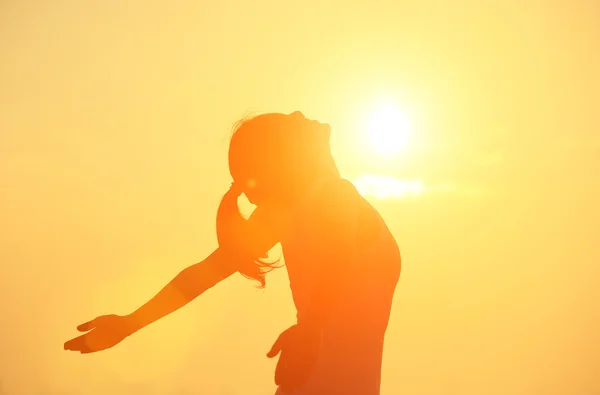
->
[256,172,339,236]
[288,171,338,209]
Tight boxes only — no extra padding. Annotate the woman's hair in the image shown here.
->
[215,111,340,287]
[216,183,280,288]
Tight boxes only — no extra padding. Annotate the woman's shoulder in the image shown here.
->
[316,177,386,246]
[302,177,367,224]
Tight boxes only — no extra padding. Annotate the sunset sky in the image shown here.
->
[1,1,599,394]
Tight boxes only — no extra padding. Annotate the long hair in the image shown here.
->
[215,112,340,287]
[216,184,281,288]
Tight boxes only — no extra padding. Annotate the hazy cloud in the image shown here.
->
[353,174,486,200]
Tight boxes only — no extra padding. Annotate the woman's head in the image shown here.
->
[216,111,340,287]
[227,111,338,206]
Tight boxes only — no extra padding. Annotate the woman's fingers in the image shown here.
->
[275,350,308,393]
[274,350,291,386]
[267,325,298,358]
[64,333,88,352]
[267,333,285,358]
[64,332,99,354]
[77,317,99,332]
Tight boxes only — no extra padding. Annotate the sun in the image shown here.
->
[365,101,411,156]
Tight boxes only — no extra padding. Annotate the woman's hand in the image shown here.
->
[267,324,321,393]
[64,314,136,354]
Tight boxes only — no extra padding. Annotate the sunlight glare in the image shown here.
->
[366,101,412,157]
[353,174,424,199]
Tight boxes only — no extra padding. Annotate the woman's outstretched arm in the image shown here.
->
[126,247,235,334]
[128,204,279,334]
[64,249,237,353]
[64,206,279,354]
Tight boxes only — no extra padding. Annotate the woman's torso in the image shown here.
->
[272,177,401,395]
[277,177,401,333]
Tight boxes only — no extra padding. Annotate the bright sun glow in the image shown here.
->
[366,101,411,156]
[354,174,424,199]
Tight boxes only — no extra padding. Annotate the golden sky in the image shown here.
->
[1,1,599,394]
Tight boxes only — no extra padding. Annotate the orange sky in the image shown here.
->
[1,1,599,394]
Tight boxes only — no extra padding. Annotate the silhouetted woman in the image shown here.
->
[64,111,401,395]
